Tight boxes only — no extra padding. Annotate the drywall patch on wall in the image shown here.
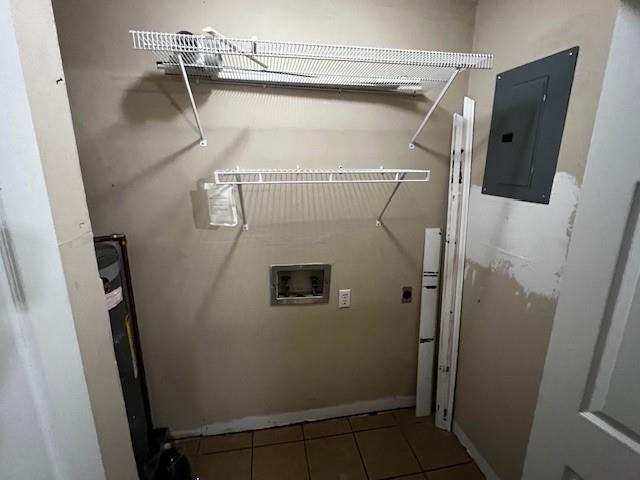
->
[466,171,579,298]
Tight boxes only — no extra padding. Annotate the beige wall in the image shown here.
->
[50,0,622,475]
[52,0,477,432]
[8,0,137,478]
[455,1,619,479]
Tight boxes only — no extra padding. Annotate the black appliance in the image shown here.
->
[94,234,191,480]
[95,235,152,465]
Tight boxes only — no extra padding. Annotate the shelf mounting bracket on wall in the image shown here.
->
[176,53,208,146]
[376,172,407,226]
[409,68,462,150]
[234,174,249,231]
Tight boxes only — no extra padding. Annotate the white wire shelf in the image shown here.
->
[204,167,430,230]
[130,30,492,93]
[129,28,493,148]
[210,167,430,185]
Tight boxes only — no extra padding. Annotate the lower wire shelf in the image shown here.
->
[204,167,430,230]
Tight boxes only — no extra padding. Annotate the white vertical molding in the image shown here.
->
[436,98,475,431]
[416,228,443,416]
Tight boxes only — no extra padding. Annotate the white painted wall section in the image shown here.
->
[466,172,580,298]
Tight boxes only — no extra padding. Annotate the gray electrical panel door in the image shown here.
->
[482,47,579,203]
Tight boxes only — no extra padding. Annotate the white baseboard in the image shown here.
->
[453,421,500,480]
[172,395,416,438]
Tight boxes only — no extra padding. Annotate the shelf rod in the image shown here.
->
[212,168,430,185]
[176,53,208,147]
[216,178,428,185]
[409,68,462,150]
[376,172,407,226]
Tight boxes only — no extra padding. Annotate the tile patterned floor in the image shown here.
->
[174,408,485,480]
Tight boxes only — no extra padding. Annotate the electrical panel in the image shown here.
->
[482,47,579,204]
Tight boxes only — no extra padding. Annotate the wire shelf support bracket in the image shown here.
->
[408,68,461,150]
[129,29,492,148]
[376,172,407,226]
[176,53,208,146]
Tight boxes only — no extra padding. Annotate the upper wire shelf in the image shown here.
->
[130,28,492,147]
[130,30,493,93]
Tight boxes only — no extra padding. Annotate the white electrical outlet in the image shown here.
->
[338,289,351,308]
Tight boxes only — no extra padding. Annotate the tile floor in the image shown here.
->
[174,408,485,480]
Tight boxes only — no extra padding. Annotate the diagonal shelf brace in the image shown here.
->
[376,172,407,226]
[409,68,463,150]
[176,53,208,146]
[235,175,249,231]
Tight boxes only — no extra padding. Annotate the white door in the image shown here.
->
[416,228,442,417]
[523,2,640,478]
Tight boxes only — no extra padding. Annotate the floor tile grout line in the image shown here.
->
[302,436,313,480]
[351,424,398,434]
[395,419,425,473]
[378,474,423,480]
[199,445,254,456]
[249,431,254,479]
[303,429,353,441]
[253,437,305,448]
[377,471,425,480]
[303,423,396,441]
[200,432,318,455]
[422,459,475,473]
[252,424,303,434]
[250,445,254,480]
[352,431,372,480]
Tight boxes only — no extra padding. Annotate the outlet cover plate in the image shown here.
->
[338,289,351,308]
